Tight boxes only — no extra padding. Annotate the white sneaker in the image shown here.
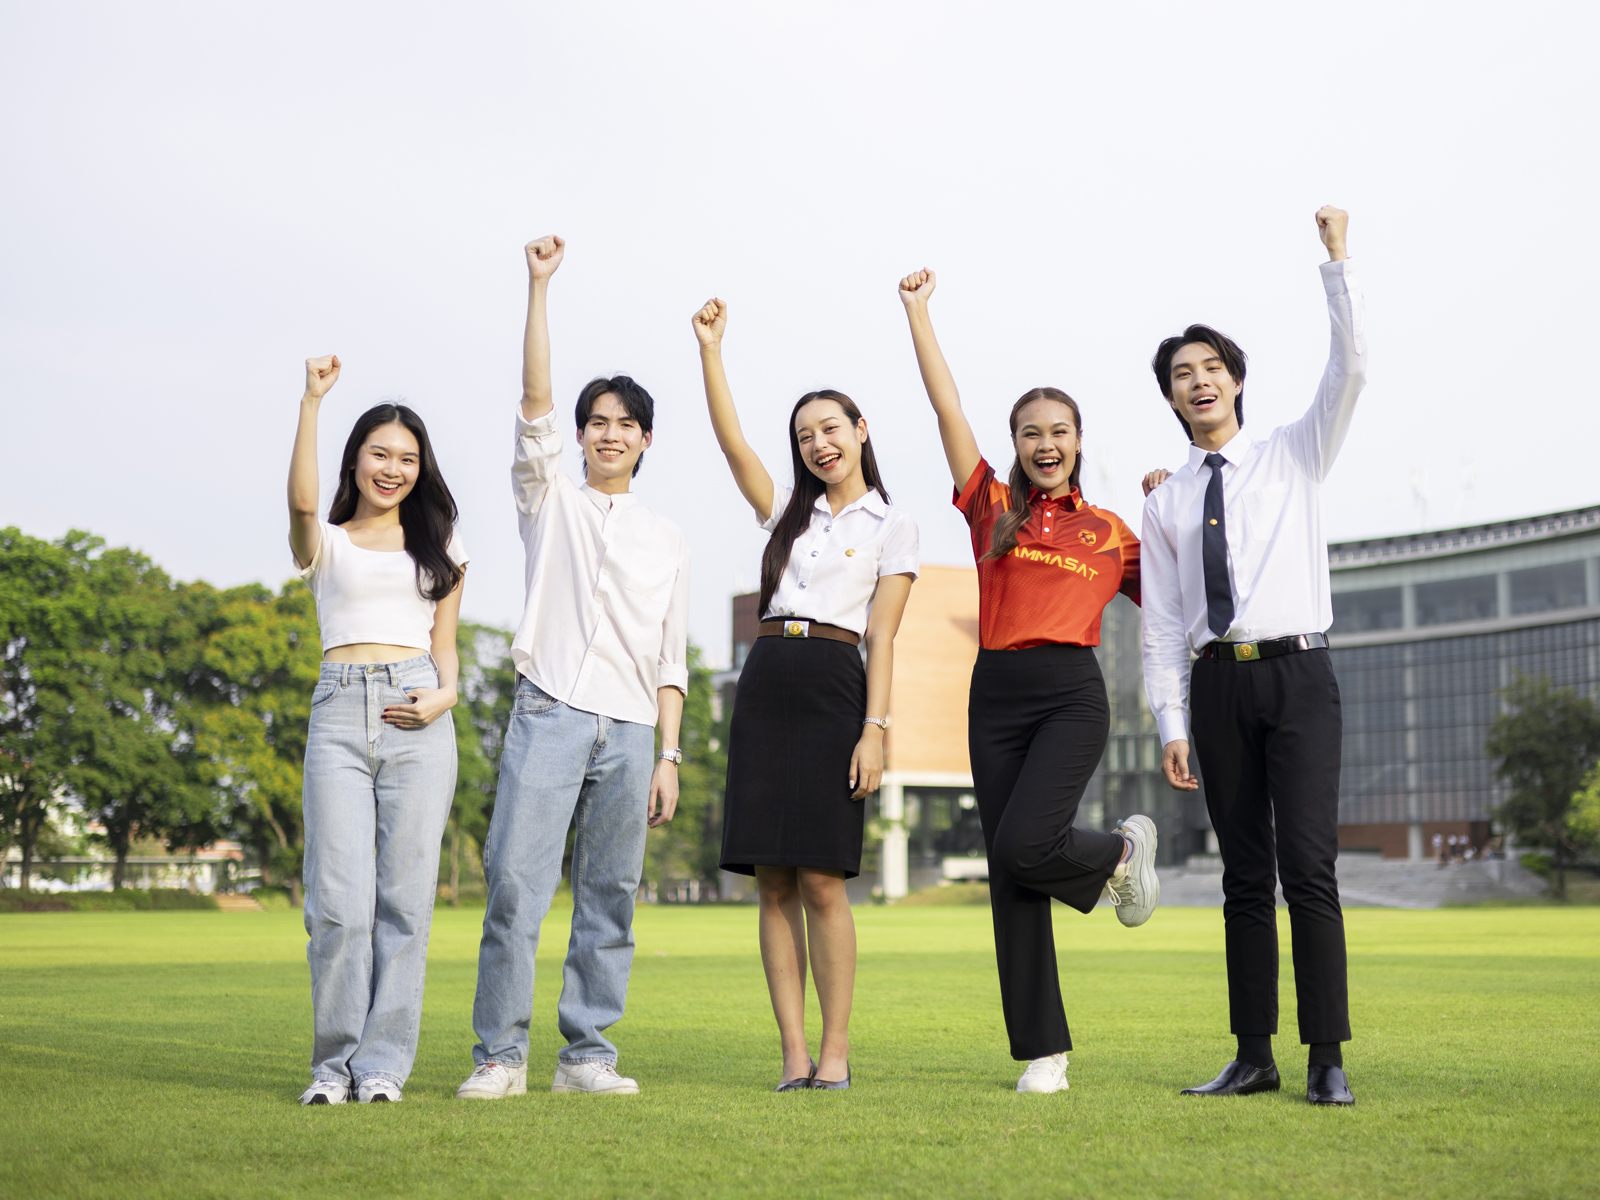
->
[356,1078,402,1103]
[1017,1053,1069,1094]
[552,1060,641,1095]
[299,1079,350,1105]
[456,1060,528,1100]
[1104,814,1160,927]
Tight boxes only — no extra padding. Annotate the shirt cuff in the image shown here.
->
[657,663,689,695]
[1156,710,1190,747]
[1320,257,1354,296]
[516,407,559,436]
[878,556,919,579]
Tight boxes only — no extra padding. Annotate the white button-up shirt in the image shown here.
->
[1141,259,1367,746]
[510,409,690,727]
[761,485,919,635]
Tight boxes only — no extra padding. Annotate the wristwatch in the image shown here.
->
[659,748,683,765]
[862,716,891,731]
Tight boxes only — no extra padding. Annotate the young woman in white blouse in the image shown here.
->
[693,298,918,1091]
[287,354,468,1105]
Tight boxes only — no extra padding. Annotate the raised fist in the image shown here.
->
[526,235,565,280]
[304,354,341,400]
[692,298,727,348]
[1315,207,1349,261]
[898,268,936,307]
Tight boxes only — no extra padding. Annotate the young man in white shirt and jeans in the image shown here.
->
[459,235,690,1099]
[1140,207,1365,1107]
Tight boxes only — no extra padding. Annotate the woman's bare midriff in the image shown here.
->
[323,643,430,664]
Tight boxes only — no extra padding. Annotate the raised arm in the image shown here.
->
[1284,206,1367,480]
[898,269,982,489]
[288,354,340,569]
[520,235,564,423]
[692,298,776,522]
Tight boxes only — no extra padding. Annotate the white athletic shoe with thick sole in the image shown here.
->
[1104,814,1159,927]
[299,1080,350,1105]
[456,1060,528,1100]
[356,1078,402,1103]
[552,1060,641,1095]
[1016,1053,1069,1094]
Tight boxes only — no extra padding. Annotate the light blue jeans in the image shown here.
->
[472,677,653,1066]
[301,655,456,1088]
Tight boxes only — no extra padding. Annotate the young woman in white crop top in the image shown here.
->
[287,354,468,1106]
[693,298,918,1092]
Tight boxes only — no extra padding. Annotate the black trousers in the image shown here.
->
[1190,647,1351,1045]
[969,644,1126,1060]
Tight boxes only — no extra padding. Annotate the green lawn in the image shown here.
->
[1,903,1596,1200]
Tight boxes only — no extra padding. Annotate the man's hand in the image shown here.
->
[849,725,884,800]
[1142,468,1172,497]
[692,297,727,349]
[382,687,457,729]
[304,354,340,401]
[526,234,565,281]
[898,268,936,309]
[1316,206,1348,262]
[648,759,679,827]
[1162,740,1200,791]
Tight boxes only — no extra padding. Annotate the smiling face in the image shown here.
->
[579,391,651,491]
[794,398,867,489]
[351,421,421,514]
[1013,398,1080,497]
[1167,341,1242,444]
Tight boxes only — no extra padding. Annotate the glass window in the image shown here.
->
[1331,587,1403,633]
[1415,575,1498,625]
[1510,562,1587,615]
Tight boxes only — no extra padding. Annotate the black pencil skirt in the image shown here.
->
[719,635,867,878]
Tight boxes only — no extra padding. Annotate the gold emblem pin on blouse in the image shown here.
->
[845,549,856,557]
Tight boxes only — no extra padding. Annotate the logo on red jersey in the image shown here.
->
[1078,529,1098,547]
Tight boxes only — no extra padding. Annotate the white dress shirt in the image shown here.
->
[1141,258,1368,746]
[761,485,920,635]
[510,409,691,726]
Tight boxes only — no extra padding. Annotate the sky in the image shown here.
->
[3,1,1596,666]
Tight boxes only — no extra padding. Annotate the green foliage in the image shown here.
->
[1567,760,1600,854]
[1486,673,1600,899]
[0,887,218,913]
[645,645,728,892]
[441,623,517,904]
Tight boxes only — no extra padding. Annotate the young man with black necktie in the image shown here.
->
[1139,206,1365,1107]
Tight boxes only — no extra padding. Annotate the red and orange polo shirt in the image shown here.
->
[955,458,1141,651]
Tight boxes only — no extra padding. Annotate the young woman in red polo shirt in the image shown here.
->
[898,267,1159,1095]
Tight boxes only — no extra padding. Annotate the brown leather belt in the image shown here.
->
[758,619,861,647]
[1201,632,1328,662]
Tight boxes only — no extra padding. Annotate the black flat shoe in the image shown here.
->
[812,1063,850,1090]
[1306,1064,1354,1106]
[775,1059,817,1093]
[1180,1060,1281,1096]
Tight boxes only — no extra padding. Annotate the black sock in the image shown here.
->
[1308,1042,1343,1069]
[1236,1035,1273,1069]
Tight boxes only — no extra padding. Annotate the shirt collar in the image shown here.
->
[1184,425,1257,473]
[580,482,638,512]
[811,488,889,520]
[1029,484,1081,511]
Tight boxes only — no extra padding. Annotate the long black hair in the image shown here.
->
[758,390,889,618]
[984,387,1084,562]
[327,402,463,602]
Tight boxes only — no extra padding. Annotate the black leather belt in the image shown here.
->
[757,619,861,647]
[1201,632,1328,662]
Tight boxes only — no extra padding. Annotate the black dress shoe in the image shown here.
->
[774,1059,817,1093]
[1180,1060,1281,1096]
[1306,1064,1354,1106]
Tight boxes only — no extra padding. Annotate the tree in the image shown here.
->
[1486,673,1600,899]
[644,645,727,896]
[1566,763,1600,862]
[445,622,517,905]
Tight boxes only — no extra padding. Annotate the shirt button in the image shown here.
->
[1044,527,1050,533]
[800,581,808,588]
[810,551,818,557]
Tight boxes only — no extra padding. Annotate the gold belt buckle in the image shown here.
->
[784,620,808,638]
[1235,641,1259,661]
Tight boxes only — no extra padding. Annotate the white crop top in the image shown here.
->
[297,522,469,652]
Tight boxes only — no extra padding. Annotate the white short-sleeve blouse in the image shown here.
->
[760,486,919,635]
[297,522,468,652]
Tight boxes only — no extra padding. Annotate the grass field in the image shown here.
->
[2,903,1597,1200]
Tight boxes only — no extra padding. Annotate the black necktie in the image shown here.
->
[1202,452,1234,638]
